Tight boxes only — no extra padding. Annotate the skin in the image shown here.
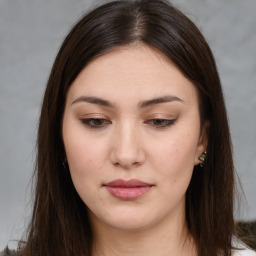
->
[62,44,207,256]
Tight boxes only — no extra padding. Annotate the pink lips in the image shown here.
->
[104,179,153,200]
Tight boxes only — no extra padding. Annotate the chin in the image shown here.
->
[96,209,161,232]
[108,218,154,232]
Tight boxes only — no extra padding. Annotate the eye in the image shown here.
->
[146,119,176,128]
[80,118,111,128]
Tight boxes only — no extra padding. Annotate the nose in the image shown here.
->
[110,122,145,169]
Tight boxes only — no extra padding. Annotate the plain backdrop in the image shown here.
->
[0,0,255,250]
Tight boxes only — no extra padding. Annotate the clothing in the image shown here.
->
[233,248,256,255]
[232,239,256,256]
[0,249,17,256]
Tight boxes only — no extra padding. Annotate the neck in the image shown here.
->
[91,211,197,256]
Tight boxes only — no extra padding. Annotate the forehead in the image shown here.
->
[66,45,198,105]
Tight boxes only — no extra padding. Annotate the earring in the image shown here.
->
[198,151,207,167]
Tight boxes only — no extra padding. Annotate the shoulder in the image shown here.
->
[0,252,17,256]
[232,239,256,256]
[0,247,18,256]
[233,248,256,256]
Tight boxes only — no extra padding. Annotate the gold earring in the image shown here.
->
[198,151,207,167]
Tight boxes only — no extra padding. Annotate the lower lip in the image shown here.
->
[105,186,152,200]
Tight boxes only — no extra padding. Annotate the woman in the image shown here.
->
[11,0,255,255]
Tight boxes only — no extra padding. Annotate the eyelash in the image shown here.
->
[80,118,176,129]
[81,118,111,128]
[146,119,176,128]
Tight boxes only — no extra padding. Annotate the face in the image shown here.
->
[62,45,207,232]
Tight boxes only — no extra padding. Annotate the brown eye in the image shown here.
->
[81,118,111,128]
[147,119,175,128]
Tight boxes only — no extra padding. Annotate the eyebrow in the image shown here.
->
[71,95,183,108]
[71,96,115,108]
[139,95,183,108]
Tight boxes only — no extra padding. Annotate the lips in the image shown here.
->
[104,179,153,200]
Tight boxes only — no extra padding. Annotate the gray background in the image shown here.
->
[0,0,255,250]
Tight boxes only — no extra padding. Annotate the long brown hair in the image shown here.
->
[20,0,236,255]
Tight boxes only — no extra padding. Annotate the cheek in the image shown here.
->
[62,120,107,182]
[153,133,197,169]
[66,139,106,179]
[153,145,194,205]
[150,130,198,190]
[63,132,107,203]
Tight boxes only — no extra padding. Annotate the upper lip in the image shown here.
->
[104,179,152,187]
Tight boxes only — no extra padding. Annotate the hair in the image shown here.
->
[19,0,236,255]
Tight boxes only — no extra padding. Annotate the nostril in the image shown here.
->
[110,129,146,168]
[110,148,145,169]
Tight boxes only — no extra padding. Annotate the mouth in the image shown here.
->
[103,179,153,200]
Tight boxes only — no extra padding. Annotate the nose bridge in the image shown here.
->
[111,119,144,168]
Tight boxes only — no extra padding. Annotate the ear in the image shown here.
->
[194,121,209,166]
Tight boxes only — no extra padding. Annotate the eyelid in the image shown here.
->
[146,113,176,119]
[80,113,107,118]
[144,112,178,128]
[145,118,176,128]
[80,117,111,129]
